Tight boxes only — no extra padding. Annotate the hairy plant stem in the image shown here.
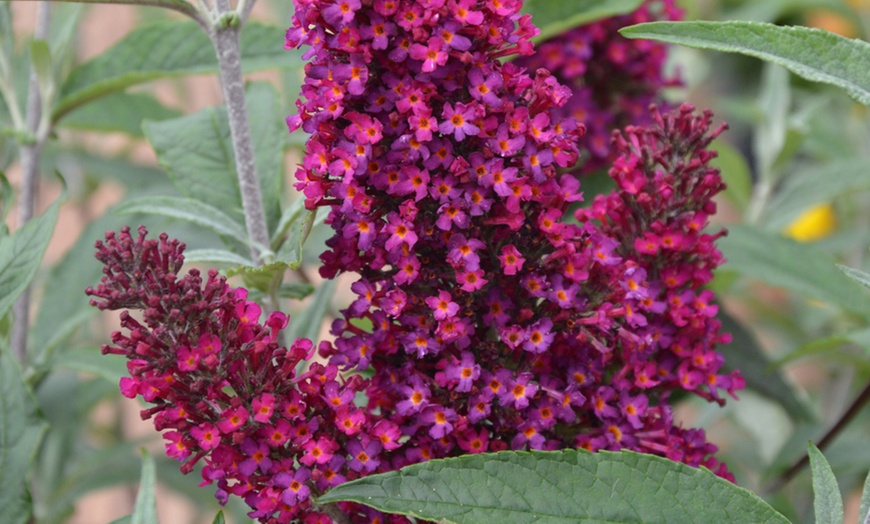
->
[11,1,51,366]
[207,0,270,266]
[765,378,870,493]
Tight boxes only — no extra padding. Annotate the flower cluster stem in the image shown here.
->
[208,0,270,265]
[11,0,52,366]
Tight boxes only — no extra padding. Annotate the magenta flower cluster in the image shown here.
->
[87,228,371,522]
[288,0,741,495]
[515,0,683,174]
[89,1,743,522]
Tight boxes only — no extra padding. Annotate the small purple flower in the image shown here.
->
[426,290,459,320]
[468,67,504,107]
[439,102,480,141]
[277,467,311,506]
[347,437,382,472]
[445,352,480,392]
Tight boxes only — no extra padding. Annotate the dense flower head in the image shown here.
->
[288,0,742,509]
[515,0,683,174]
[87,226,385,523]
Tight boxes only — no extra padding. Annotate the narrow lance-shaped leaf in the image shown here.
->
[55,22,299,120]
[0,193,61,319]
[131,450,158,524]
[522,0,644,43]
[808,443,844,524]
[319,450,790,524]
[115,196,249,246]
[620,21,870,107]
[0,349,49,524]
[38,0,200,21]
[837,264,870,291]
[859,466,870,524]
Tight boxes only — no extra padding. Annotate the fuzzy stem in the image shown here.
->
[208,0,270,265]
[11,1,52,365]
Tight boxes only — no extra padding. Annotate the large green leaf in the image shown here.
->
[0,194,60,320]
[620,21,870,107]
[0,350,49,524]
[808,443,844,524]
[522,0,644,43]
[718,310,812,421]
[60,91,181,137]
[55,21,297,120]
[763,159,870,231]
[718,224,870,314]
[115,196,248,244]
[319,450,789,523]
[131,450,158,524]
[143,82,283,232]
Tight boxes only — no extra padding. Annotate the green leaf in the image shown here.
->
[55,21,297,120]
[620,21,870,107]
[774,327,870,368]
[143,82,283,232]
[0,172,13,224]
[212,511,226,524]
[710,140,752,211]
[753,63,790,182]
[115,196,248,244]
[718,310,812,421]
[288,278,336,343]
[278,282,315,300]
[0,350,49,524]
[60,91,181,137]
[718,224,870,314]
[29,40,52,95]
[522,0,644,43]
[0,194,60,319]
[860,467,870,524]
[49,0,199,19]
[31,211,123,357]
[226,260,294,293]
[838,264,870,290]
[763,158,870,231]
[182,248,254,267]
[275,207,320,268]
[319,450,789,524]
[808,443,844,524]
[131,450,158,524]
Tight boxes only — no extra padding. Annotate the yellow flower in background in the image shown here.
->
[783,204,837,242]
